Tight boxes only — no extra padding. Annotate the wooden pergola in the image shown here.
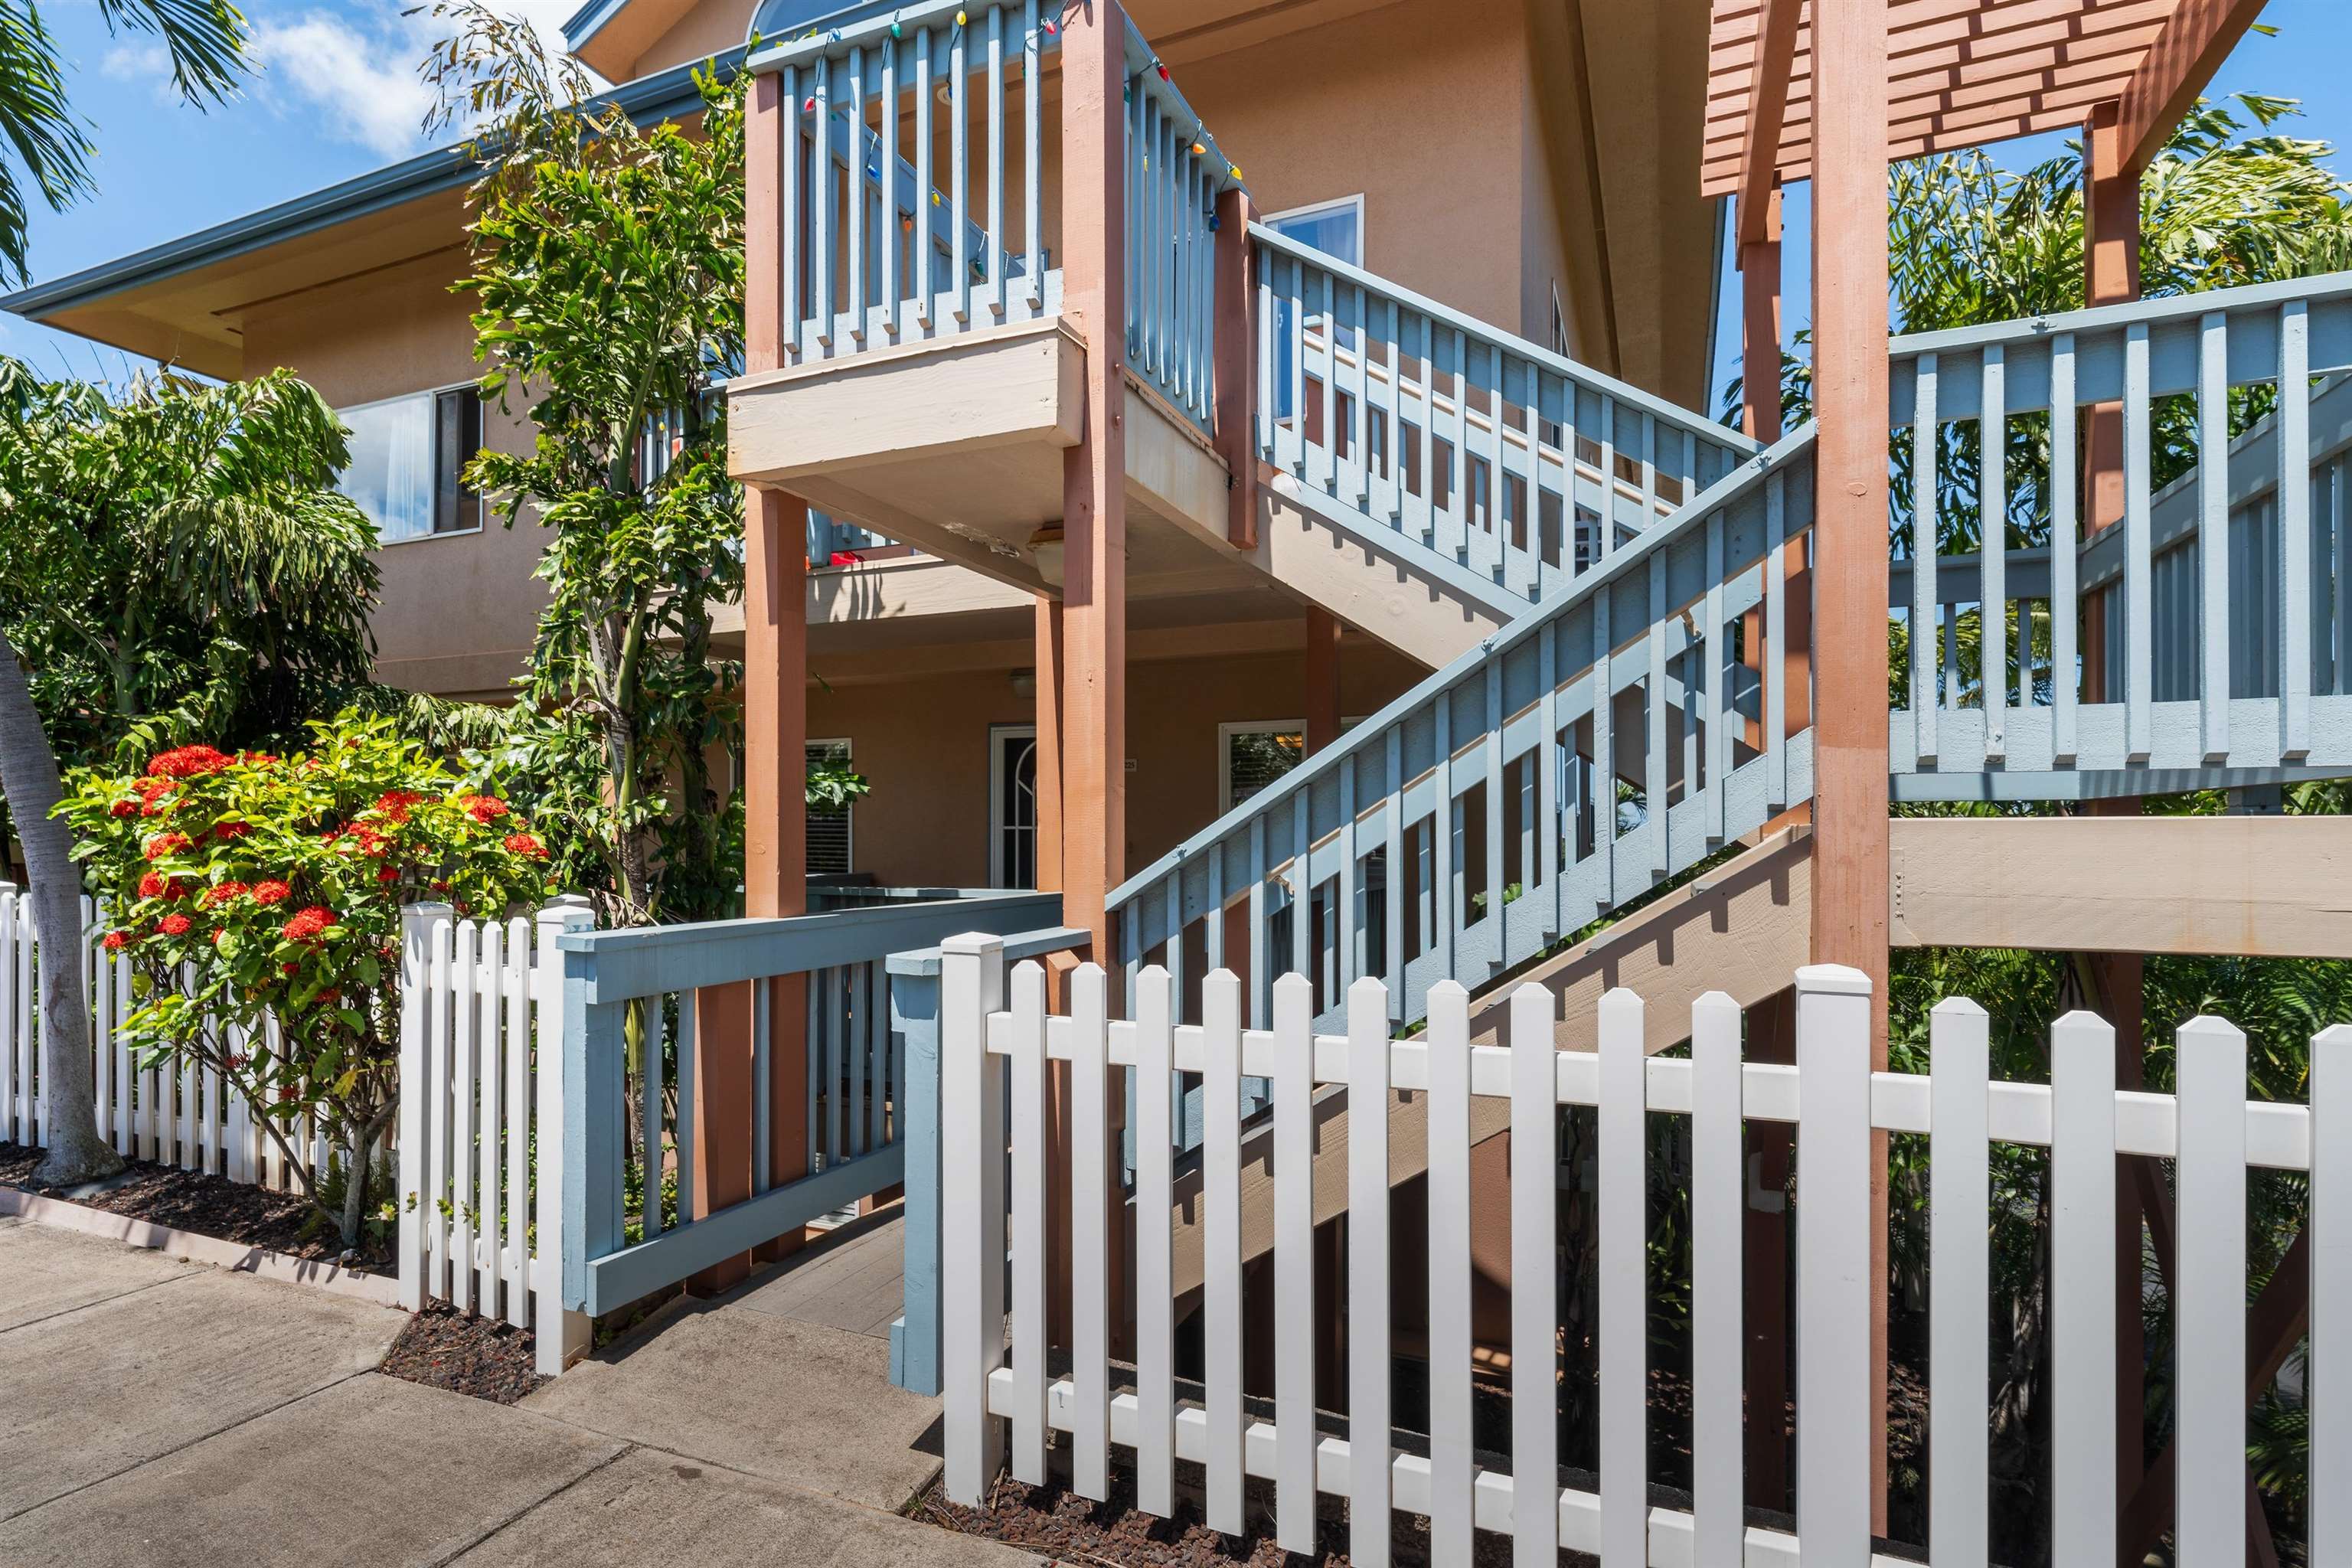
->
[1700,2,2276,1557]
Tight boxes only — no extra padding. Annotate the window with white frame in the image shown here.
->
[337,385,485,544]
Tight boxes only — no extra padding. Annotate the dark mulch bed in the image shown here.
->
[915,1457,1521,1568]
[0,1139,389,1274]
[380,1301,547,1405]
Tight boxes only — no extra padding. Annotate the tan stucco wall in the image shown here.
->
[238,253,549,701]
[807,630,1422,888]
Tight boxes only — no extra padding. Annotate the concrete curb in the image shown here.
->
[0,1186,407,1309]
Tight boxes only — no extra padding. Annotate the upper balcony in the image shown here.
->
[727,2,1250,601]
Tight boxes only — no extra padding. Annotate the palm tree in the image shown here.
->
[0,0,247,286]
[0,361,380,1184]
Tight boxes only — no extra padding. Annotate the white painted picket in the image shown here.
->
[395,899,594,1377]
[936,944,2344,1564]
[0,883,589,1377]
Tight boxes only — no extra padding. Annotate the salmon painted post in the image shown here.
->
[1057,0,1132,1352]
[731,70,813,1282]
[2082,100,2154,1524]
[1807,0,1892,1529]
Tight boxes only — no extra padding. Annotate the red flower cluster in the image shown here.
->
[201,882,250,910]
[376,865,399,884]
[158,913,194,937]
[282,906,336,943]
[143,832,191,861]
[109,799,137,818]
[101,930,131,952]
[374,790,424,824]
[148,745,234,779]
[212,820,250,841]
[137,871,167,899]
[252,880,292,906]
[502,831,547,859]
[453,793,511,825]
[351,825,392,858]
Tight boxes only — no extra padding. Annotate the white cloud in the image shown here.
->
[249,9,440,158]
[100,41,188,106]
[93,0,604,162]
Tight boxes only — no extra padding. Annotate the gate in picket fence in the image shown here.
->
[934,942,2350,1565]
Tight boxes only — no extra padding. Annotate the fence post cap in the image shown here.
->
[403,900,456,929]
[1794,963,1872,997]
[939,931,1006,956]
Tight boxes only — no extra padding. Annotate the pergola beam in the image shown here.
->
[2113,0,2269,172]
[1736,0,1801,248]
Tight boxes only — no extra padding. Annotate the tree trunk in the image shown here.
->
[0,625,123,1185]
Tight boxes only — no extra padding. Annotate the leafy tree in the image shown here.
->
[422,4,748,929]
[57,718,551,1245]
[0,0,246,286]
[0,361,381,1184]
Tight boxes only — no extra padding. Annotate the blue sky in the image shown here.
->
[3,0,2350,384]
[0,0,583,377]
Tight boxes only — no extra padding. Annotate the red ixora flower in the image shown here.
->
[276,1084,299,1103]
[135,778,173,802]
[148,744,233,779]
[374,790,424,824]
[452,793,511,825]
[109,799,137,818]
[137,871,167,899]
[201,882,250,910]
[211,820,250,841]
[101,930,132,952]
[376,865,398,884]
[158,913,194,937]
[282,906,336,943]
[502,831,547,859]
[251,880,292,906]
[143,832,191,861]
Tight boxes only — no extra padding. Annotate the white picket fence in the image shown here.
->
[936,943,2351,1566]
[0,885,326,1181]
[394,899,593,1377]
[0,884,590,1377]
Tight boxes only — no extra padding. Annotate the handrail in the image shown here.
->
[1109,428,1816,1036]
[1253,224,1756,459]
[558,888,1063,1317]
[559,890,1060,1002]
[1110,427,1812,909]
[1888,266,2352,360]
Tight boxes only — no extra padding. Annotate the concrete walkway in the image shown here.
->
[0,1216,1036,1566]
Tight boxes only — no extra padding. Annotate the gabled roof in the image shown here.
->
[1,47,743,377]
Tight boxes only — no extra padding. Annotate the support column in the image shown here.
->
[698,69,808,1289]
[2084,99,2151,1551]
[1738,177,1805,1517]
[1305,606,1343,756]
[1808,0,1892,1530]
[1057,0,1128,956]
[1058,0,1131,1354]
[1035,594,1075,1344]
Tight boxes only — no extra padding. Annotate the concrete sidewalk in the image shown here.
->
[0,1217,1036,1566]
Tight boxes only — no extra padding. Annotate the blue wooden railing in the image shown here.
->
[1108,430,1815,1038]
[1886,269,2352,799]
[554,890,1057,1318]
